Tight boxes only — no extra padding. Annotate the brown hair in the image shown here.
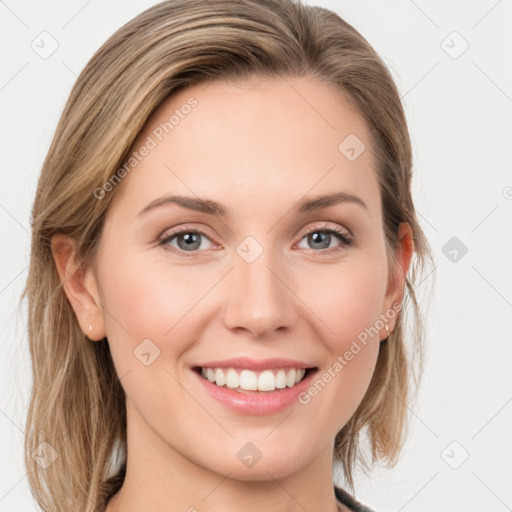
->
[21,0,432,510]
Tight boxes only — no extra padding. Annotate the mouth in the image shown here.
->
[192,365,318,394]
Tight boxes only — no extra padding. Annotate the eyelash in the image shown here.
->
[158,223,353,257]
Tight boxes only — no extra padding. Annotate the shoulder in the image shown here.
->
[334,485,376,512]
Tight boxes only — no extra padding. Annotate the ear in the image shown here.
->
[51,233,106,341]
[381,222,414,334]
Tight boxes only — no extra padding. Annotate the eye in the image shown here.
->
[296,224,353,254]
[158,223,353,257]
[159,225,216,256]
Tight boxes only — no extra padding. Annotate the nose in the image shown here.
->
[221,249,299,338]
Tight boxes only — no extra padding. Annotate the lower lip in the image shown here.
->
[192,368,318,415]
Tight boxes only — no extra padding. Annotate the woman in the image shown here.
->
[22,1,432,511]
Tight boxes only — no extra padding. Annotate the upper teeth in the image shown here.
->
[201,367,306,391]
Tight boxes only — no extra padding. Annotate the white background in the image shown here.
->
[1,1,511,511]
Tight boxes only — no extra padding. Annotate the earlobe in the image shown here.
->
[51,234,106,341]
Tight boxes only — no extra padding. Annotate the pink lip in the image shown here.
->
[192,367,318,415]
[194,357,316,371]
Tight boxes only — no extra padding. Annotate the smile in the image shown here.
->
[196,366,313,393]
[192,364,319,415]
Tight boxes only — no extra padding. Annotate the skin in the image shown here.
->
[52,75,413,512]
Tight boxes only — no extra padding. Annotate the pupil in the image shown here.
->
[179,233,200,251]
[310,232,329,249]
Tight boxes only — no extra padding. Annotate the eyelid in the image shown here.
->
[159,223,217,241]
[299,222,351,240]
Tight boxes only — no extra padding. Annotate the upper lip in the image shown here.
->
[194,357,317,371]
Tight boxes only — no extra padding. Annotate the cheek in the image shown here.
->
[297,250,388,350]
[97,247,225,371]
[96,251,212,417]
[293,252,387,426]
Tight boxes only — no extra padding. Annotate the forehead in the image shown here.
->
[110,76,381,219]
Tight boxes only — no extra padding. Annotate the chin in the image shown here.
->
[195,439,312,481]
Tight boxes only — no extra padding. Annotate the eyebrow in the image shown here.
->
[296,191,368,214]
[137,191,368,217]
[138,195,228,217]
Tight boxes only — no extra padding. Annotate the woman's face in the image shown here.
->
[86,76,411,480]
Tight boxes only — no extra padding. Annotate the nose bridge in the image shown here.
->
[221,239,297,337]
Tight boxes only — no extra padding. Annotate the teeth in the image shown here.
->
[258,370,275,391]
[215,368,225,387]
[200,367,307,392]
[275,369,287,389]
[225,368,239,389]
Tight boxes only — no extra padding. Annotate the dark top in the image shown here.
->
[335,486,375,512]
